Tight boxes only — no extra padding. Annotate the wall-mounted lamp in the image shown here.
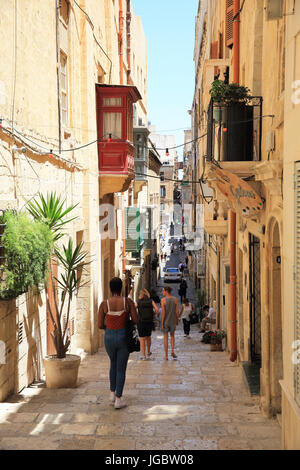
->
[12,146,27,154]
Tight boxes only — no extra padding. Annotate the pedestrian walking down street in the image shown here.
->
[135,289,159,361]
[178,262,185,274]
[161,286,180,360]
[180,298,194,338]
[178,278,188,303]
[98,277,138,409]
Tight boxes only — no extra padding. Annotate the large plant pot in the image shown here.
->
[43,354,81,389]
[210,342,223,352]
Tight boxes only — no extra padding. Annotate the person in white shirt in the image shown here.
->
[180,298,194,338]
[200,306,216,332]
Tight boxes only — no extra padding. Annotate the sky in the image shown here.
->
[131,0,199,159]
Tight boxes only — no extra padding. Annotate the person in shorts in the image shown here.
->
[136,289,159,360]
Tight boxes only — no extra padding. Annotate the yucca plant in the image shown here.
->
[26,192,88,358]
[27,192,78,243]
[48,238,89,358]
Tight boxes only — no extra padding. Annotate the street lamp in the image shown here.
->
[199,180,214,204]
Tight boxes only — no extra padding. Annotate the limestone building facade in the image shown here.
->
[191,0,300,449]
[0,0,149,401]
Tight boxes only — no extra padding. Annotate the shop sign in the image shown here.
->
[214,167,264,217]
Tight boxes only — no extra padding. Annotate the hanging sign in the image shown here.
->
[214,167,264,217]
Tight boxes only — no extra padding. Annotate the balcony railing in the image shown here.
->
[207,97,263,163]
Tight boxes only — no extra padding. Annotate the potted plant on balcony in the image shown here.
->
[210,80,251,105]
[210,80,251,122]
[210,329,226,351]
[27,193,89,388]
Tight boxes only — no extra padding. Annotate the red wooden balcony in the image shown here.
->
[96,84,141,197]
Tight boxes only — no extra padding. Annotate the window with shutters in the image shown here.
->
[210,41,219,59]
[295,163,300,406]
[226,0,234,48]
[125,207,141,252]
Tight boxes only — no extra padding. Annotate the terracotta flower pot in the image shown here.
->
[210,342,223,352]
[43,354,81,389]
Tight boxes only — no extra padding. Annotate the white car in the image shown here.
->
[164,267,182,283]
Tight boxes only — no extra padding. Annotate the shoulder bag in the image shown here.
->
[125,298,140,353]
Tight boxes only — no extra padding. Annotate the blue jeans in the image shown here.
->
[104,328,129,398]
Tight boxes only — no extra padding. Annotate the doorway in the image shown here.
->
[270,221,283,415]
[249,234,262,365]
[241,234,262,395]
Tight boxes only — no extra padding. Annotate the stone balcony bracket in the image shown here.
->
[251,160,283,197]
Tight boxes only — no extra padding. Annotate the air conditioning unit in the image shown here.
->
[266,0,283,20]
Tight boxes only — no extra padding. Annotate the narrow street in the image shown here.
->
[0,245,281,451]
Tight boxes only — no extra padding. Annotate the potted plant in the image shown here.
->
[210,80,252,122]
[210,329,226,351]
[209,80,251,105]
[201,330,214,344]
[27,193,89,388]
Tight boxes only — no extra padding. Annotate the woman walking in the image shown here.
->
[136,289,159,360]
[178,278,187,303]
[180,298,194,338]
[98,277,138,409]
[161,286,180,360]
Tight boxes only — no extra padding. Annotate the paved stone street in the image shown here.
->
[0,244,281,451]
[0,325,281,450]
[0,244,280,450]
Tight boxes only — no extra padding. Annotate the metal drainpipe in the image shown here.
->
[55,0,62,153]
[229,211,237,362]
[126,0,131,84]
[119,0,124,85]
[119,0,126,273]
[229,0,240,363]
